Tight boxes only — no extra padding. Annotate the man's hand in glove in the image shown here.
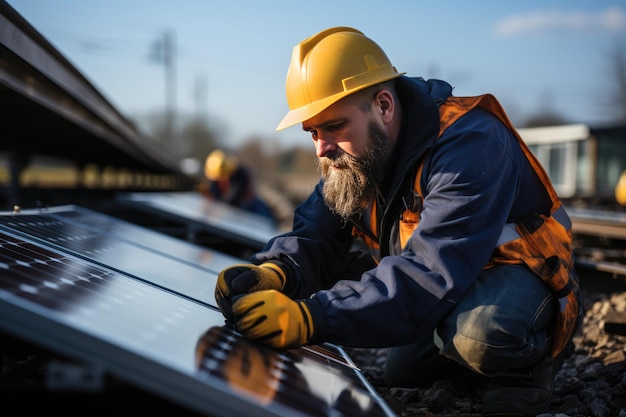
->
[232,290,315,349]
[215,262,288,320]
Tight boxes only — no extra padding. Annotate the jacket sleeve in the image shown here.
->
[308,109,546,348]
[251,180,356,298]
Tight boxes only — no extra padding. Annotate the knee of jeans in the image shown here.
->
[440,319,550,375]
[440,306,549,376]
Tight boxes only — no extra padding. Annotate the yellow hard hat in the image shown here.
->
[276,26,405,131]
[205,149,238,181]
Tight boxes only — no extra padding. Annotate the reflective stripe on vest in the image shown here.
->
[496,206,571,247]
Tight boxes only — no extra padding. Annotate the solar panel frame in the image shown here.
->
[0,206,398,417]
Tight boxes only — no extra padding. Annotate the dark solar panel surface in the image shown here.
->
[0,205,243,307]
[118,191,280,249]
[0,206,396,417]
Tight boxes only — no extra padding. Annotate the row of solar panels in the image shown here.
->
[0,198,397,416]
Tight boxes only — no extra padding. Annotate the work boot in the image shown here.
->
[481,342,573,416]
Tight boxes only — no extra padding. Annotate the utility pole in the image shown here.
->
[150,30,177,158]
[194,74,207,121]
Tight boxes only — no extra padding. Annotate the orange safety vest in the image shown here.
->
[357,94,580,358]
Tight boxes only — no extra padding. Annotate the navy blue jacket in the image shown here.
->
[252,76,553,348]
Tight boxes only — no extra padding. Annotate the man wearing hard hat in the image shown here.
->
[214,27,582,416]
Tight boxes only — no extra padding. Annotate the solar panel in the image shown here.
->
[117,191,280,250]
[0,205,242,307]
[0,206,397,417]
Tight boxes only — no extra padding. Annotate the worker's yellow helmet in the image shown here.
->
[205,149,238,181]
[276,27,405,131]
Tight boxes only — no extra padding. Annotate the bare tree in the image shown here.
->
[523,111,570,128]
[522,90,570,128]
[606,42,626,123]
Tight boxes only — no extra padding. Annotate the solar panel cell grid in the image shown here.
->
[0,231,217,359]
[0,211,222,307]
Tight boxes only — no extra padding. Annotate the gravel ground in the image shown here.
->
[346,270,626,417]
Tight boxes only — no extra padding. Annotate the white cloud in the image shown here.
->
[494,7,626,37]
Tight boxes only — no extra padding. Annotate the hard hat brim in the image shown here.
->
[275,72,405,131]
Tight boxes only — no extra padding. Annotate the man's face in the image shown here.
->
[302,96,389,221]
[317,122,388,220]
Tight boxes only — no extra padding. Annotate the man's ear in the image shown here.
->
[377,90,394,122]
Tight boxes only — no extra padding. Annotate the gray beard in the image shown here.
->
[316,122,389,221]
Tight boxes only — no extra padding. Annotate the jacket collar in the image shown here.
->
[380,76,452,200]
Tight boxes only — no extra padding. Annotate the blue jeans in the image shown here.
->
[385,264,555,388]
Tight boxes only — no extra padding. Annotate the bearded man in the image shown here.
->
[214,27,582,417]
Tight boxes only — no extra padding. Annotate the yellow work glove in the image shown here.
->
[215,262,288,321]
[232,290,315,349]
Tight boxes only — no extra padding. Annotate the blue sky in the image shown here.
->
[6,1,626,150]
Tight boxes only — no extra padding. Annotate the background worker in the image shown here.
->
[199,148,276,223]
[214,27,583,416]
